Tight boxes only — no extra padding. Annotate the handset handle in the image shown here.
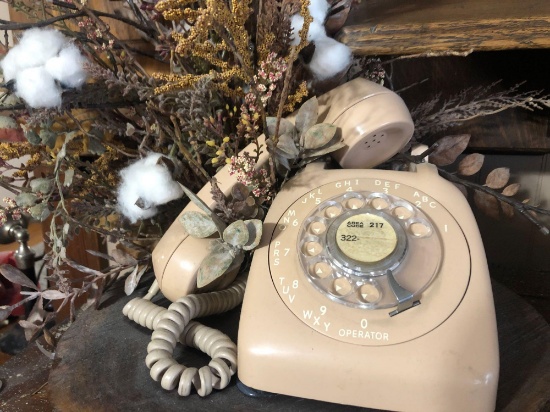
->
[152,136,268,299]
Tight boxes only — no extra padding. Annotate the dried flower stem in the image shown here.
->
[438,168,550,235]
[170,116,210,184]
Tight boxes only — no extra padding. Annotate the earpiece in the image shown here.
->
[319,78,414,169]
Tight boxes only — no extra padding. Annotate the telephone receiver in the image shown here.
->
[151,78,414,302]
[124,79,499,411]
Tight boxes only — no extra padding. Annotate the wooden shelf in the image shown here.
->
[338,0,550,55]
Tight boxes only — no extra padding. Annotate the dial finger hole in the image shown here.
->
[325,205,343,218]
[393,206,413,220]
[303,241,323,257]
[409,221,432,238]
[309,220,327,235]
[359,283,381,303]
[345,197,365,210]
[332,278,352,296]
[311,261,333,279]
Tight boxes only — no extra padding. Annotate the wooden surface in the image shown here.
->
[339,0,550,55]
[33,278,549,412]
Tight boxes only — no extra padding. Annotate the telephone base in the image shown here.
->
[237,380,276,398]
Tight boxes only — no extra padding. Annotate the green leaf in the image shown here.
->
[29,203,50,221]
[277,133,299,157]
[303,141,346,159]
[25,130,41,145]
[0,115,18,129]
[39,129,57,149]
[15,192,37,207]
[223,220,249,247]
[242,219,263,251]
[266,117,296,139]
[231,183,249,201]
[274,152,291,171]
[30,178,53,194]
[87,137,106,155]
[196,242,236,288]
[179,211,218,238]
[295,96,319,134]
[180,184,226,234]
[302,123,338,150]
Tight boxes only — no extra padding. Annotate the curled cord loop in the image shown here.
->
[123,277,246,397]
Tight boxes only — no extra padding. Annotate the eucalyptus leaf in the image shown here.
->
[223,220,249,247]
[231,183,249,201]
[273,146,296,159]
[30,178,53,194]
[302,123,338,150]
[266,117,296,138]
[29,203,50,221]
[295,96,319,134]
[277,133,299,157]
[274,153,291,171]
[179,184,227,233]
[25,130,41,145]
[180,211,218,238]
[0,115,18,129]
[88,137,106,155]
[242,219,263,251]
[15,192,37,207]
[196,242,236,288]
[39,129,57,148]
[303,141,346,159]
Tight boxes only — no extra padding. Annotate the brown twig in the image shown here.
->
[438,168,550,235]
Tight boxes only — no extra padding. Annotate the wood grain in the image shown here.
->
[339,0,550,55]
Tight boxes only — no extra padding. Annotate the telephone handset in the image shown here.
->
[151,78,414,301]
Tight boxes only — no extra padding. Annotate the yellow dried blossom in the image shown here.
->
[153,0,253,96]
[284,80,309,113]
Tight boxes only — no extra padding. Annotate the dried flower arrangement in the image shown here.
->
[0,0,548,342]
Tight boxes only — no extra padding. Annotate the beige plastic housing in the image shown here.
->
[238,162,499,411]
[152,78,414,301]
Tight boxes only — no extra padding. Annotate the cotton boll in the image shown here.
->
[0,45,24,82]
[45,44,88,88]
[308,0,330,23]
[15,67,62,108]
[117,153,184,223]
[290,15,326,46]
[117,179,159,223]
[17,28,68,69]
[308,37,352,80]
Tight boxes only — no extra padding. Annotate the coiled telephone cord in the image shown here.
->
[122,277,246,396]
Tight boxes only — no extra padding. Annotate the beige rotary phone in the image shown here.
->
[124,78,499,411]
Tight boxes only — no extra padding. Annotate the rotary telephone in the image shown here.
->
[123,78,499,411]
